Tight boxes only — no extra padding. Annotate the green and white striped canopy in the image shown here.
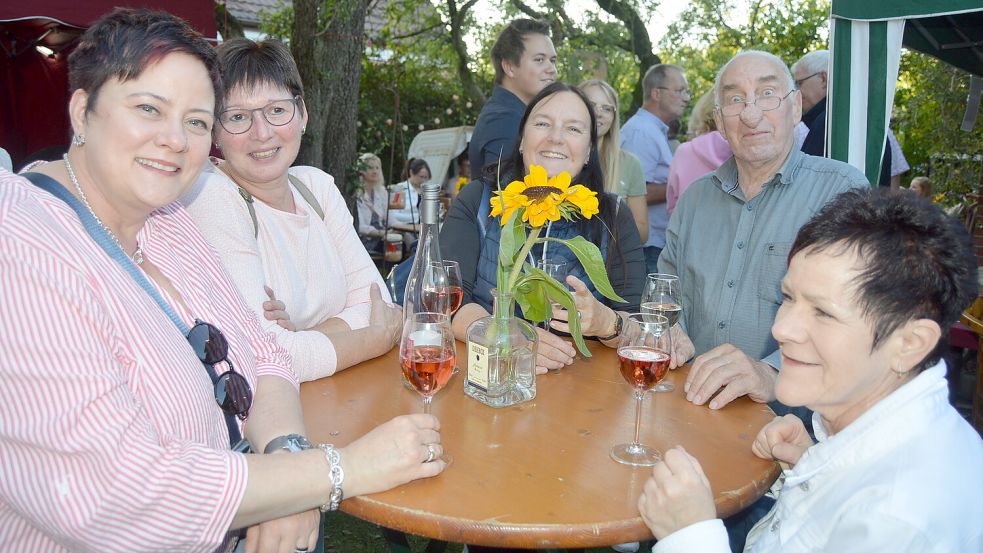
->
[829,0,983,184]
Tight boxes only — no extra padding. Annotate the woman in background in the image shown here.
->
[666,89,731,216]
[579,79,649,243]
[387,157,431,232]
[356,152,388,255]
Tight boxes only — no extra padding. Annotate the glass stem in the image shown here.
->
[423,395,433,415]
[632,390,644,446]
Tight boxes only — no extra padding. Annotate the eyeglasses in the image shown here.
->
[794,72,821,89]
[218,96,301,134]
[657,86,691,98]
[717,89,796,117]
[187,319,253,420]
[590,101,617,116]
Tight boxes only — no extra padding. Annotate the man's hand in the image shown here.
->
[638,447,716,540]
[685,343,777,409]
[752,415,814,468]
[669,325,694,369]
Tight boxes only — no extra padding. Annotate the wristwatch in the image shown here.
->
[264,433,313,454]
[598,311,624,341]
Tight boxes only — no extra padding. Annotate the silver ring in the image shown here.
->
[424,443,436,463]
[295,549,309,553]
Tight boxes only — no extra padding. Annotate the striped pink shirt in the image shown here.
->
[0,169,298,552]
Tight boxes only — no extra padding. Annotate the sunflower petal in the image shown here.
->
[548,171,572,192]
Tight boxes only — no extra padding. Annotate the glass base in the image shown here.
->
[610,443,661,466]
[651,381,675,393]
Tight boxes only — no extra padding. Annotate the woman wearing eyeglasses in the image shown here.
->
[578,79,649,243]
[0,10,443,552]
[182,39,403,384]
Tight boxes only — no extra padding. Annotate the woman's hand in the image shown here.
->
[751,414,814,468]
[533,326,575,372]
[638,447,716,540]
[243,509,319,553]
[263,286,296,331]
[366,283,403,357]
[549,275,617,338]
[338,414,446,498]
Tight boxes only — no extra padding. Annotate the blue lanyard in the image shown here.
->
[23,171,243,448]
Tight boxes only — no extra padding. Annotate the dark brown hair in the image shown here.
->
[214,38,305,116]
[69,8,222,114]
[491,19,551,85]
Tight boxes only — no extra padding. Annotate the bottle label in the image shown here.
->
[467,341,489,392]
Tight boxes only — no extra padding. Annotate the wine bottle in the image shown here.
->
[403,181,445,317]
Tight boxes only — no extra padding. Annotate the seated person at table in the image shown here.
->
[440,81,646,372]
[356,152,389,255]
[387,157,432,232]
[182,38,402,383]
[637,188,983,552]
[0,9,444,552]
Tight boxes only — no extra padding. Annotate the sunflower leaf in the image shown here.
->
[513,271,551,323]
[537,269,591,357]
[540,236,626,304]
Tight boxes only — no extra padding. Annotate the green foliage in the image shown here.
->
[659,0,829,135]
[895,50,983,208]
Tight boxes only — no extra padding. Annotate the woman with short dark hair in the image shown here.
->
[182,38,402,383]
[639,189,983,552]
[0,11,444,552]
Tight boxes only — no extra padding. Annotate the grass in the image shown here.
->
[322,511,635,552]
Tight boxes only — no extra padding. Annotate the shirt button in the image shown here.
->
[727,280,735,288]
[747,203,753,211]
[800,481,810,492]
[771,518,781,532]
[718,321,726,329]
[737,241,745,249]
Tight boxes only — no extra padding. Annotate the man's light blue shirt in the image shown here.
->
[658,148,869,365]
[620,109,672,249]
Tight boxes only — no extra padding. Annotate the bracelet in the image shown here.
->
[317,443,345,512]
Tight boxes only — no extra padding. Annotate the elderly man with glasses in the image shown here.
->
[661,50,870,415]
[656,50,869,550]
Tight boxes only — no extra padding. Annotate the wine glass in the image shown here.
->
[399,312,455,464]
[420,262,451,314]
[535,257,567,333]
[641,273,682,392]
[611,313,671,466]
[442,260,463,316]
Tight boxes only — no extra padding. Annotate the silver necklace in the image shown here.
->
[63,153,144,265]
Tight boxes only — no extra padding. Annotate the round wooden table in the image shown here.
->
[300,339,779,549]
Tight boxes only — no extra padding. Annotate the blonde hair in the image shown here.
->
[687,89,718,138]
[359,152,385,188]
[579,79,622,195]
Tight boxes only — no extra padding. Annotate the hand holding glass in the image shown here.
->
[611,313,671,466]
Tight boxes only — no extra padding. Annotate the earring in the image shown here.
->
[72,134,86,147]
[301,127,307,135]
[892,362,908,379]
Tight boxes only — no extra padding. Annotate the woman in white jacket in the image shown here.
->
[641,188,983,552]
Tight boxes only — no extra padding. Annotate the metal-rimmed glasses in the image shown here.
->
[717,89,796,117]
[794,71,822,89]
[590,101,616,116]
[187,319,253,420]
[218,96,301,134]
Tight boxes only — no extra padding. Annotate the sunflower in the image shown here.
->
[489,165,599,228]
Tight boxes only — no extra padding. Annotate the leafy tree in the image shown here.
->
[658,0,829,130]
[895,49,983,208]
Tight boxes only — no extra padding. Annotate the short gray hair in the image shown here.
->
[791,50,829,77]
[714,50,794,105]
[642,64,684,100]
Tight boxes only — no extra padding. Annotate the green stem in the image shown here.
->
[505,226,542,292]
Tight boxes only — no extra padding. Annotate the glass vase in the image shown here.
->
[464,289,538,407]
